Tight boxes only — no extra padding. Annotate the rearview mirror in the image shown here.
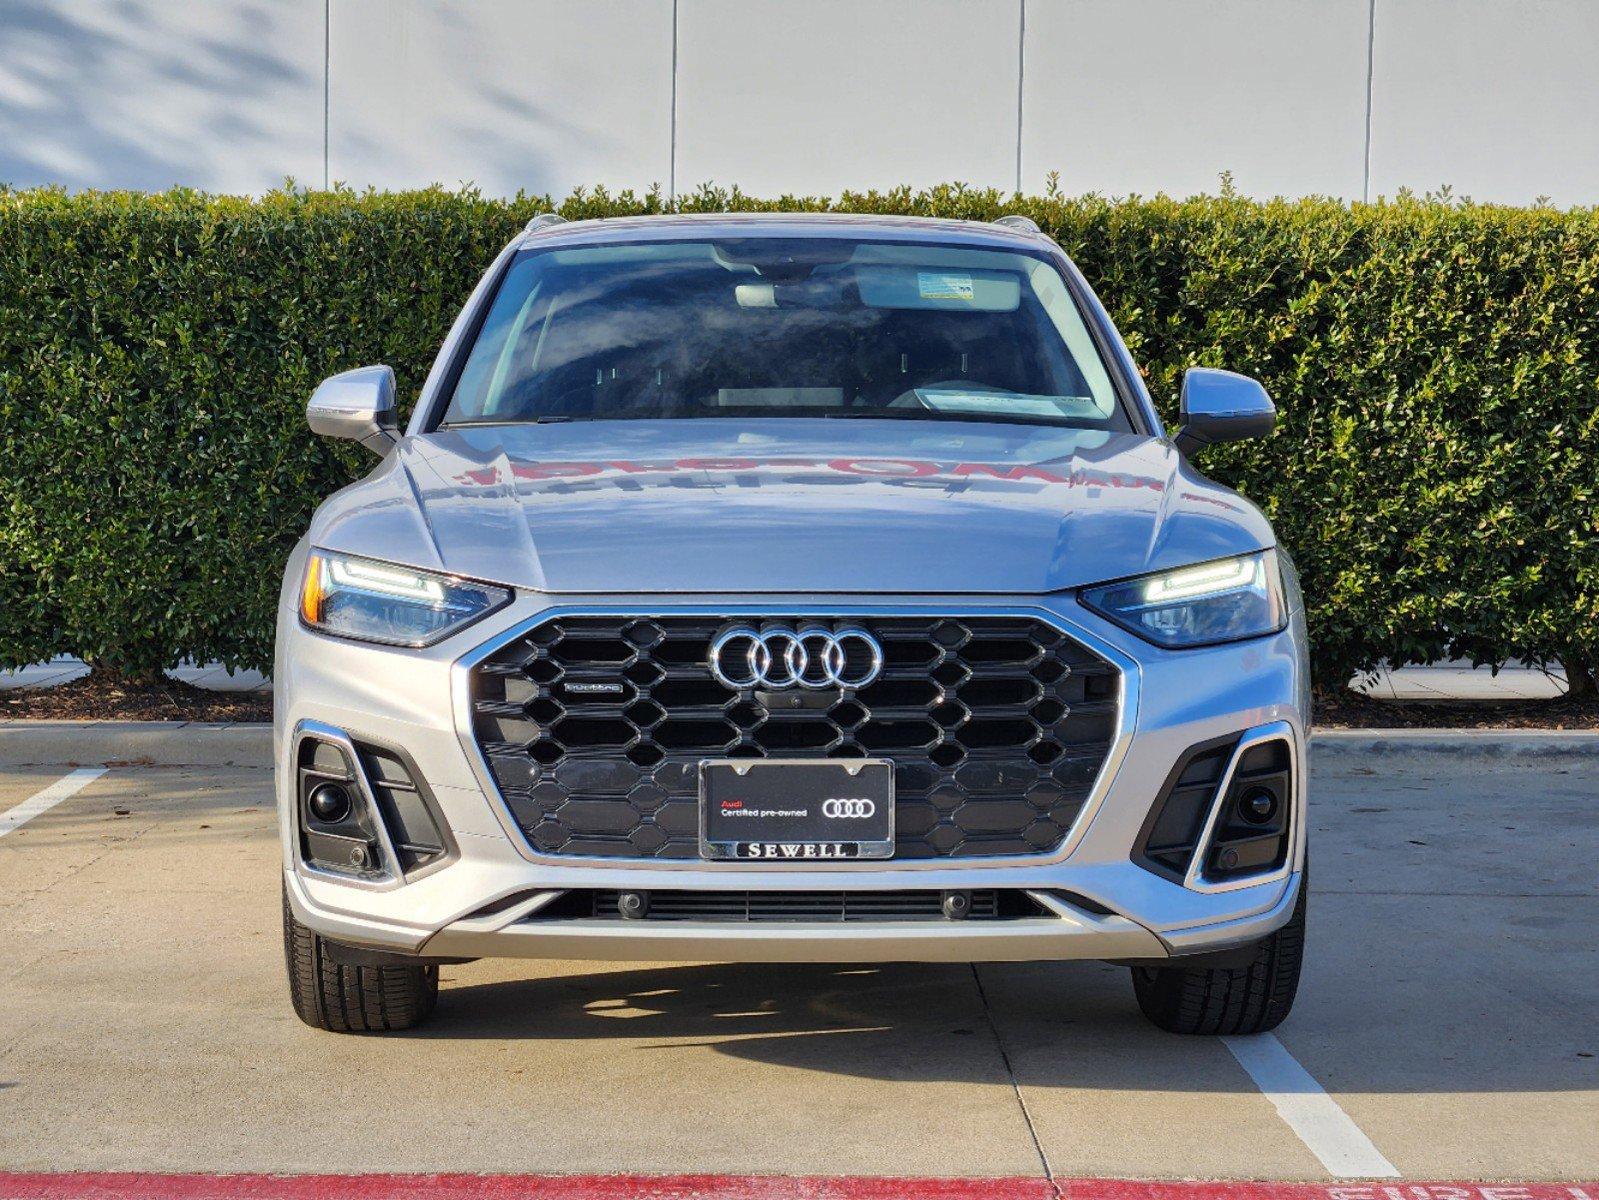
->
[307,365,399,455]
[1173,368,1275,456]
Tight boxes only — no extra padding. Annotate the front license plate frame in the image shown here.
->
[699,758,896,862]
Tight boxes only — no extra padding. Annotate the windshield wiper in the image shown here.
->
[442,415,597,428]
[442,410,1091,431]
[818,408,1081,430]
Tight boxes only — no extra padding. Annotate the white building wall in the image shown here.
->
[1368,0,1599,207]
[674,0,1020,197]
[0,0,324,194]
[1021,0,1371,200]
[0,0,1595,205]
[327,0,674,198]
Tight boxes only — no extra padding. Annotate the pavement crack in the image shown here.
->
[970,962,1056,1190]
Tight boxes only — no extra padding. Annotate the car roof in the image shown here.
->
[517,211,1051,253]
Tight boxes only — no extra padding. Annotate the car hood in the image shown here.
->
[310,419,1273,594]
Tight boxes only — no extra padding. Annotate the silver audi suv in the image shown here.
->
[278,212,1308,1036]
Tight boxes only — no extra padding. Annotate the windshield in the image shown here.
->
[441,238,1130,431]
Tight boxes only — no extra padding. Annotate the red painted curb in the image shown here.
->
[1059,1187,1599,1200]
[0,1178,1593,1200]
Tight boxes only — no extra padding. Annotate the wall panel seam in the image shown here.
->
[669,0,679,205]
[1362,0,1376,202]
[323,0,331,189]
[1015,0,1026,194]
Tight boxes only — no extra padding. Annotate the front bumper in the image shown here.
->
[275,577,1310,965]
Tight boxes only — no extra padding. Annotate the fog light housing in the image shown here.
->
[308,782,351,823]
[1205,739,1293,880]
[1239,787,1278,825]
[296,736,383,879]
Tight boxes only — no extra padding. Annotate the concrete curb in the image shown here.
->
[0,721,272,768]
[0,720,1594,768]
[1310,728,1599,760]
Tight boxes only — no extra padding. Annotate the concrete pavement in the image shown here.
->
[0,743,1594,1180]
[1351,661,1568,703]
[0,658,270,693]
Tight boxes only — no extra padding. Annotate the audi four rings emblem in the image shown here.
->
[822,798,876,819]
[708,624,885,691]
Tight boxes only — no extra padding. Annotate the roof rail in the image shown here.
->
[523,212,569,235]
[992,214,1041,234]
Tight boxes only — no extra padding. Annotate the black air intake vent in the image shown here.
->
[1136,738,1237,878]
[354,743,449,874]
[533,889,1049,923]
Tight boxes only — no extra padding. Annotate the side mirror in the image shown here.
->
[307,365,399,455]
[1173,368,1276,457]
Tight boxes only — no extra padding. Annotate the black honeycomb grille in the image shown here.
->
[470,615,1120,860]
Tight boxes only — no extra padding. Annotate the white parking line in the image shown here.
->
[1224,1032,1400,1179]
[0,768,109,839]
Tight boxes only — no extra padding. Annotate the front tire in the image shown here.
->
[1132,870,1305,1036]
[282,886,438,1033]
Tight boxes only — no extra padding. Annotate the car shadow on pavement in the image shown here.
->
[414,958,1170,1086]
[404,947,1599,1096]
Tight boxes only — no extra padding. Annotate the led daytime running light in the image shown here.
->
[1139,556,1260,606]
[327,556,449,606]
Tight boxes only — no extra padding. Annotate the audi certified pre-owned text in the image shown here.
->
[279,212,1308,1035]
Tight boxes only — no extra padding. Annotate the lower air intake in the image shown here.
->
[533,889,1049,923]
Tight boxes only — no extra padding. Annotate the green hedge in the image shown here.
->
[2,182,1595,693]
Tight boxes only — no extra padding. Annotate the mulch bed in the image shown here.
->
[1312,688,1596,730]
[2,672,272,723]
[2,673,1593,729]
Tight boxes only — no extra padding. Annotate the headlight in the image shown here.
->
[299,550,511,646]
[1080,550,1286,648]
